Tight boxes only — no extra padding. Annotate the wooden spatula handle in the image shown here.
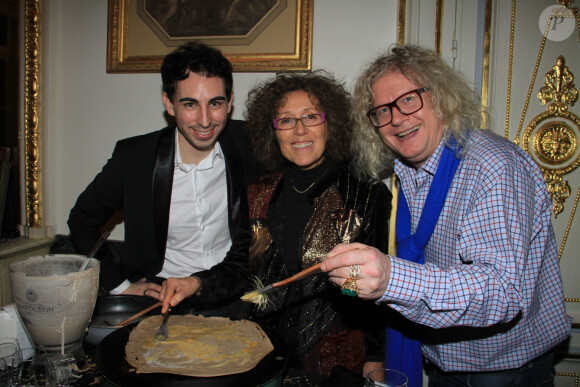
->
[116,301,162,327]
[272,262,323,288]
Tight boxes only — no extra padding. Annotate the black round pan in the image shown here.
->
[85,295,161,346]
[96,321,287,387]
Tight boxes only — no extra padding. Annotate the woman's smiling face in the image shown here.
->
[275,90,328,170]
[371,71,445,168]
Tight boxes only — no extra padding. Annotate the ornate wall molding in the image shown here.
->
[522,56,579,217]
[503,2,580,318]
[24,0,42,230]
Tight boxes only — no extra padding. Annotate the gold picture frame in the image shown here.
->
[107,0,313,73]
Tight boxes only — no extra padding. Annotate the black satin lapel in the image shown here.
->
[152,127,175,260]
[220,137,242,222]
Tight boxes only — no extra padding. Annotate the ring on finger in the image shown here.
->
[143,289,148,296]
[341,278,358,296]
[349,264,361,280]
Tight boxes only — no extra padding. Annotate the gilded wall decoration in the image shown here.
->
[24,0,42,228]
[521,56,579,218]
[504,1,580,290]
[107,0,313,73]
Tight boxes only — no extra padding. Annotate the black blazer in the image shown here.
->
[68,120,260,305]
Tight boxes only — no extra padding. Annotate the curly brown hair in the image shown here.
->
[244,71,353,171]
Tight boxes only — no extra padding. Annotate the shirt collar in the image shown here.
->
[174,128,223,172]
[394,138,446,177]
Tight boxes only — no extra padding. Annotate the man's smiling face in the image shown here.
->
[371,71,445,169]
[162,72,232,164]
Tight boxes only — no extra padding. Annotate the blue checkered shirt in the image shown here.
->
[380,130,571,372]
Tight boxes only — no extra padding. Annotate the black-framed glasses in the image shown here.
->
[273,113,326,130]
[366,87,430,128]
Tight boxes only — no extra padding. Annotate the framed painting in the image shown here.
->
[107,0,313,73]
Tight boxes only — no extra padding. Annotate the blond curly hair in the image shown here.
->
[352,44,486,181]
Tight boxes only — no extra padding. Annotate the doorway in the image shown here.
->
[0,0,20,240]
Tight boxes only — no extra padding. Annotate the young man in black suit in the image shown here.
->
[68,42,260,313]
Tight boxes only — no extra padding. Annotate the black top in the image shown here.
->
[280,159,332,271]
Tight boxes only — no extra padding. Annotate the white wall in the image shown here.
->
[45,1,398,238]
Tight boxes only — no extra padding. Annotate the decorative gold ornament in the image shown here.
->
[522,56,580,218]
[513,4,579,144]
[538,56,578,108]
[505,0,580,302]
[24,0,43,228]
[543,170,572,216]
[533,121,577,165]
[558,0,578,14]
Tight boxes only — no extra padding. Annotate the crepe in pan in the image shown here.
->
[125,314,274,377]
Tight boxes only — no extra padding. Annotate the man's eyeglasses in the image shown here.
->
[366,88,430,128]
[273,113,326,130]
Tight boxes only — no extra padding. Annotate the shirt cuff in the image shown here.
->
[377,256,423,306]
[109,279,131,295]
[377,255,395,303]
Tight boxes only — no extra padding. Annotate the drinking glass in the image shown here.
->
[0,338,22,367]
[10,349,37,387]
[366,368,408,387]
[45,352,80,386]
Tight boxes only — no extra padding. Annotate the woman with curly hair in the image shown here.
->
[243,71,392,385]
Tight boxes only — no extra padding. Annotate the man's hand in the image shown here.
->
[121,278,162,299]
[321,243,392,300]
[159,276,201,314]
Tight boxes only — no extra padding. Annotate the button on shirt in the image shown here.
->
[156,132,231,278]
[380,130,571,372]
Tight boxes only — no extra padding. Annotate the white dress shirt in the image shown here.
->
[110,130,231,294]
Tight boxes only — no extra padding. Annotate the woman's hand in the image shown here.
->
[159,276,201,314]
[321,243,391,300]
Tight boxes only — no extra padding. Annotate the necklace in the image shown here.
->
[289,164,330,194]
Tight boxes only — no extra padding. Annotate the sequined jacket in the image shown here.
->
[246,163,392,375]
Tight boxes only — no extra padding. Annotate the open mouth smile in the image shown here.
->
[292,141,313,149]
[397,125,419,139]
[193,127,215,139]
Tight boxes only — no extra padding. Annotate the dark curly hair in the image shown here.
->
[161,41,233,102]
[244,71,352,171]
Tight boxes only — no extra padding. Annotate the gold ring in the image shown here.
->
[341,278,358,296]
[349,264,361,280]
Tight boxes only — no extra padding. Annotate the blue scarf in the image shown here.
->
[385,140,461,387]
